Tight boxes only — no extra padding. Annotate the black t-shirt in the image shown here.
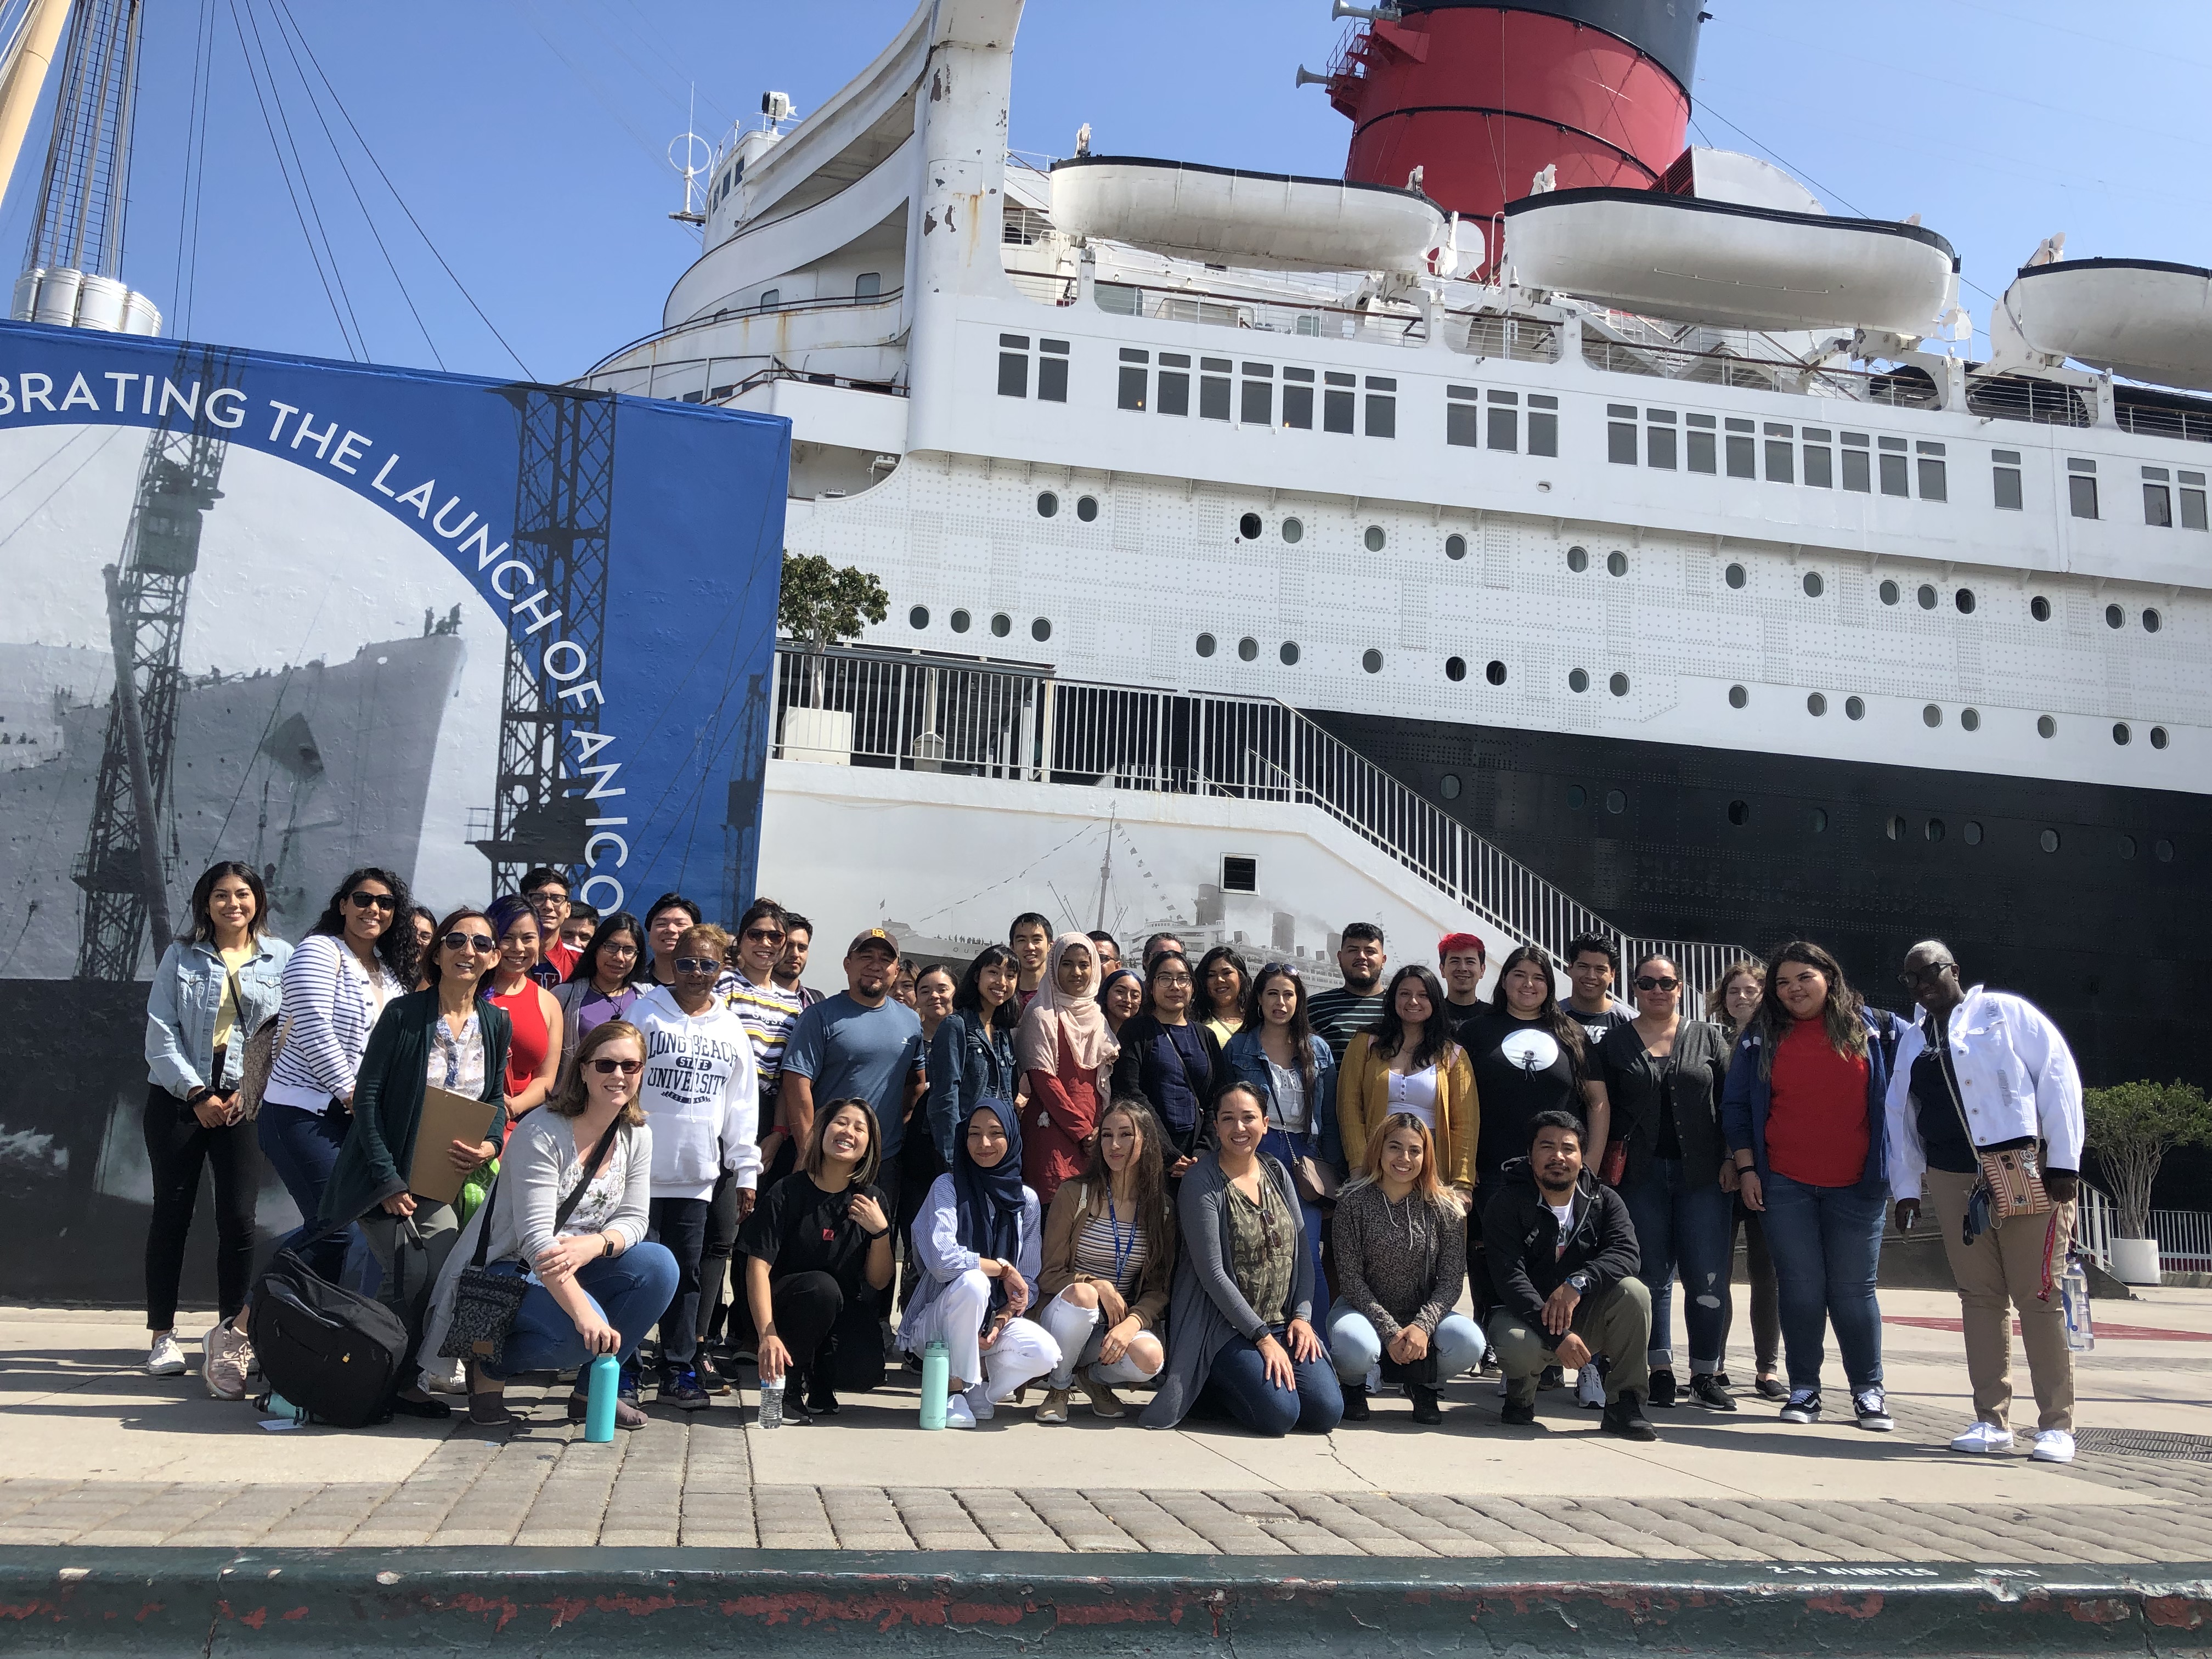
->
[1466,1013,1600,1181]
[1910,1024,1980,1176]
[736,1171,887,1299]
[1564,1002,1629,1051]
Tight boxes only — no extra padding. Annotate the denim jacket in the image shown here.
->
[1720,1007,1902,1198]
[926,1009,1018,1165]
[144,934,293,1097]
[1221,1029,1344,1175]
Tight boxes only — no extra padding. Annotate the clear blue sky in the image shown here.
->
[6,0,2203,380]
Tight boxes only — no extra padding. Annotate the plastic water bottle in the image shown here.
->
[2061,1252,2096,1352]
[757,1372,785,1430]
[919,1338,950,1430]
[584,1354,620,1442]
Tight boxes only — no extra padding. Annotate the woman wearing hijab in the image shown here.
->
[1017,934,1120,1206]
[900,1097,1060,1428]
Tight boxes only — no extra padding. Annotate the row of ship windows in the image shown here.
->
[907,606,1053,643]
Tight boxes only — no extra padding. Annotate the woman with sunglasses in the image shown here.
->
[1219,962,1342,1304]
[1194,946,1249,1050]
[422,1019,678,1430]
[1109,951,1218,1177]
[1706,959,1783,1400]
[319,908,512,1418]
[1597,955,1736,1412]
[482,895,564,1131]
[552,912,648,1092]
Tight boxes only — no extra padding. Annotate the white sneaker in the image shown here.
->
[966,1384,995,1421]
[1576,1364,1606,1410]
[1950,1420,2015,1454]
[145,1333,187,1376]
[1364,1362,1383,1394]
[420,1355,467,1395]
[2031,1429,2077,1464]
[202,1321,253,1401]
[944,1395,978,1430]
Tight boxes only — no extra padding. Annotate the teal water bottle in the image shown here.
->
[919,1338,950,1429]
[585,1353,620,1442]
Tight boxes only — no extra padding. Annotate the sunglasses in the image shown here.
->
[347,890,396,911]
[1634,976,1679,992]
[441,931,496,952]
[590,1057,644,1076]
[673,956,724,974]
[1900,963,1957,987]
[742,927,785,944]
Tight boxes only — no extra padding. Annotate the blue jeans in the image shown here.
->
[480,1245,680,1380]
[256,1103,349,1280]
[1325,1299,1486,1383]
[646,1195,710,1369]
[1618,1158,1736,1373]
[1758,1170,1887,1395]
[1200,1327,1345,1436]
[1259,1127,1329,1311]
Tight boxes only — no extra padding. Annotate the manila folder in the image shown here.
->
[408,1086,498,1204]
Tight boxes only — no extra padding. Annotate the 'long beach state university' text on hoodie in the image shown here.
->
[630,984,761,1200]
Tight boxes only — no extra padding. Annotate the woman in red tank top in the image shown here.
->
[482,894,563,1134]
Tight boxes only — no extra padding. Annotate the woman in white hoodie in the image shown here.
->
[627,923,759,1411]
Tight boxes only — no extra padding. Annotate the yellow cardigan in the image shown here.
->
[1336,1032,1479,1193]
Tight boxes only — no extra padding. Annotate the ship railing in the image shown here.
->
[1091,276,1430,345]
[1580,334,1943,408]
[2115,399,2212,445]
[577,289,907,385]
[1963,373,2092,428]
[1446,311,1563,364]
[770,642,1754,998]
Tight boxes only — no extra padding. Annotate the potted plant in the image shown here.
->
[777,552,887,764]
[2084,1080,2212,1285]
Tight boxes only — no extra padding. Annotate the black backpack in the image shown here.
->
[249,1227,408,1428]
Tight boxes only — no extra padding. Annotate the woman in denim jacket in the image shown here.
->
[1219,962,1342,1308]
[140,862,291,1383]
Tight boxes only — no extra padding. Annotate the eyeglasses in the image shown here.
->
[441,932,496,952]
[525,888,566,904]
[742,927,785,944]
[589,1057,643,1076]
[673,957,724,975]
[347,890,396,911]
[1634,976,1679,992]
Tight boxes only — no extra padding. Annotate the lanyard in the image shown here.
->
[1107,1191,1136,1287]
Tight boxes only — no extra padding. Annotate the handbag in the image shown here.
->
[439,1112,626,1365]
[1934,1029,2052,1224]
[234,1010,286,1122]
[1290,1149,1341,1205]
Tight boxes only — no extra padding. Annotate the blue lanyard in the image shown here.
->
[1107,1192,1136,1286]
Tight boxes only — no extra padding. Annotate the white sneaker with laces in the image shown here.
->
[2031,1428,2076,1464]
[1576,1365,1606,1410]
[202,1321,253,1401]
[420,1355,467,1395]
[1950,1420,2015,1454]
[944,1395,978,1429]
[966,1384,995,1421]
[145,1333,187,1376]
[1852,1389,1893,1432]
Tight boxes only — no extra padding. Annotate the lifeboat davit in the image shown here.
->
[1049,156,1464,275]
[2004,259,2212,393]
[1503,188,1957,335]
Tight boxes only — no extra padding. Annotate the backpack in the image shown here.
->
[248,1229,408,1427]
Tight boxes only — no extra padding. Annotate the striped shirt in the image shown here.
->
[1306,987,1386,1067]
[1072,1207,1149,1296]
[719,969,804,1085]
[263,933,403,1110]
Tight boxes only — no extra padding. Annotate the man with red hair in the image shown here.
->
[1438,931,1488,1046]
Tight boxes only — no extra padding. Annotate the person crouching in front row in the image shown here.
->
[1485,1110,1657,1441]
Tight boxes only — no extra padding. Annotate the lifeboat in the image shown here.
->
[1502,188,1956,334]
[1049,156,1462,275]
[2003,259,2212,393]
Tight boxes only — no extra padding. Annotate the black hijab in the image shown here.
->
[951,1095,1027,1278]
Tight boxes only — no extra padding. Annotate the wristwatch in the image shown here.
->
[1566,1272,1592,1294]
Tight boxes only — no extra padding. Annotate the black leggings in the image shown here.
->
[142,1085,261,1328]
[768,1269,885,1392]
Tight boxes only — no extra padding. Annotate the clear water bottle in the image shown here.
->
[757,1372,785,1429]
[2061,1252,2095,1352]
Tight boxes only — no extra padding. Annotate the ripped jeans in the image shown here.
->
[1617,1156,1735,1375]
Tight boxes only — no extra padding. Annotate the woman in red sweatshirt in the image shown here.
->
[1016,934,1120,1205]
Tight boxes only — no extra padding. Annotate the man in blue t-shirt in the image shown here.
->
[780,927,927,1209]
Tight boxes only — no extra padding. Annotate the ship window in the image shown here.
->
[2146,471,2174,527]
[2113,721,2131,746]
[2105,603,2125,629]
[1323,372,1355,434]
[1879,579,1900,606]
[1961,707,1980,731]
[1096,282,1141,315]
[1039,338,1069,402]
[2030,594,2050,621]
[1846,695,1866,720]
[2069,467,2098,520]
[1362,649,1384,674]
[1606,550,1628,577]
[1879,439,1910,497]
[1486,658,1508,686]
[759,289,779,307]
[1118,348,1149,412]
[1917,452,1947,501]
[1445,533,1467,560]
[1609,671,1629,697]
[1725,420,1755,478]
[1037,490,1059,518]
[1964,820,1982,844]
[1076,495,1098,522]
[1569,668,1590,693]
[1528,393,1559,455]
[2145,607,2162,633]
[1284,380,1314,428]
[1440,773,1461,800]
[1364,525,1386,552]
[2151,725,2169,748]
[1608,403,1637,465]
[1032,617,1052,642]
[1917,584,1937,610]
[1647,423,1678,470]
[909,606,929,629]
[1687,412,1717,474]
[1282,517,1304,543]
[1159,353,1192,417]
[1927,817,1946,843]
[1886,815,1905,842]
[1728,799,1750,826]
[1238,636,1259,662]
[1365,376,1397,438]
[1802,572,1824,598]
[1993,456,2023,510]
[2120,834,2137,860]
[1807,692,1827,716]
[1765,424,1793,485]
[1445,655,1467,681]
[1238,512,1263,540]
[2038,714,2057,738]
[1199,358,1232,421]
[1956,588,1976,614]
[1804,436,1833,488]
[991,612,1012,637]
[950,608,971,633]
[2182,470,2208,529]
[1447,385,1480,448]
[1725,562,1746,589]
[1812,808,1829,832]
[998,342,1029,399]
[2040,828,2061,854]
[1567,785,1587,809]
[1279,641,1300,665]
[1242,371,1273,427]
[1489,402,1517,452]
[2157,837,2174,860]
[1728,684,1749,709]
[856,272,882,298]
[1567,545,1589,572]
[1605,789,1627,814]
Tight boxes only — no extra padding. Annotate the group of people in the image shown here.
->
[140,866,2088,1461]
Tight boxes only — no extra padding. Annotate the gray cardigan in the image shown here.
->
[1141,1151,1311,1429]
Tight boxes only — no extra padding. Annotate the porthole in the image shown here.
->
[1364,525,1386,552]
[2145,608,2163,634]
[1036,490,1059,518]
[1727,799,1750,826]
[1886,815,1906,841]
[2156,838,2175,862]
[1362,648,1384,674]
[1604,789,1627,814]
[1956,588,1976,615]
[1566,545,1589,573]
[1728,684,1749,709]
[1282,518,1304,544]
[1811,808,1829,833]
[1444,656,1467,682]
[1032,617,1052,642]
[1441,773,1462,801]
[1076,495,1099,522]
[1237,636,1258,662]
[2113,722,2131,746]
[1609,672,1630,697]
[2037,714,2056,738]
[1279,641,1300,665]
[990,612,1012,638]
[908,605,930,629]
[950,608,971,633]
[1923,704,1943,728]
[1569,668,1590,693]
[1926,817,1946,843]
[1195,632,1217,658]
[2106,603,2125,629]
[1606,550,1629,578]
[1567,785,1588,809]
[2119,834,2138,860]
[1879,579,1900,606]
[1445,532,1468,560]
[1802,572,1825,598]
[1963,821,1983,845]
[2151,726,2169,749]
[1807,692,1828,716]
[1846,696,1866,720]
[1961,708,1980,731]
[2030,595,2051,622]
[1917,584,1938,611]
[2040,828,2062,854]
[1725,562,1747,590]
[1485,659,1508,686]
[1238,511,1263,540]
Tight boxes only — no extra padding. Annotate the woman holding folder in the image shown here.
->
[319,907,511,1418]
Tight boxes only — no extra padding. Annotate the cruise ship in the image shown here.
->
[583,0,2207,1088]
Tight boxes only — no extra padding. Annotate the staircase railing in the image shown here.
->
[771,642,1756,996]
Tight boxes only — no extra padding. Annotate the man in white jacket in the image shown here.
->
[1885,940,2084,1464]
[631,924,759,1410]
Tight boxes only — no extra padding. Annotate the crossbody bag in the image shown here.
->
[1933,1027,2052,1224]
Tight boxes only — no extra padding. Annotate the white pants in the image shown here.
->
[906,1268,1061,1402]
[1038,1288,1164,1391]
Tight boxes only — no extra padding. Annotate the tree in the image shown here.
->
[2083,1080,2212,1239]
[778,552,887,653]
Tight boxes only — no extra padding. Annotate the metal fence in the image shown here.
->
[771,644,1752,996]
[2150,1208,2212,1274]
[1581,335,1942,407]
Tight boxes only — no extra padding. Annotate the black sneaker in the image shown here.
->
[1408,1385,1442,1425]
[1538,1363,1565,1391]
[1755,1375,1788,1402]
[1713,1371,1733,1389]
[1689,1374,1739,1412]
[1500,1397,1537,1426]
[1853,1389,1893,1432]
[696,1352,731,1396]
[1647,1368,1678,1408]
[1602,1389,1658,1441]
[1779,1389,1821,1424]
[659,1366,710,1410]
[803,1377,841,1418]
[1340,1383,1370,1422]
